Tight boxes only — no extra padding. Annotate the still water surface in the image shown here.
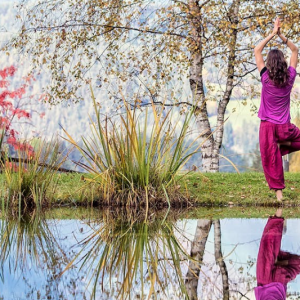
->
[1,208,300,300]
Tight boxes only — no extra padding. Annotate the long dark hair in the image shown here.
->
[266,49,290,87]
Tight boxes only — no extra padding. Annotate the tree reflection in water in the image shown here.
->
[185,219,232,300]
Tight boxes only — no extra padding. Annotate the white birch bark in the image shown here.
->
[185,219,212,300]
[188,0,241,172]
[188,0,217,172]
[213,219,229,300]
[212,0,241,168]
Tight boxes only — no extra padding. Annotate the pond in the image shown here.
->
[0,207,300,300]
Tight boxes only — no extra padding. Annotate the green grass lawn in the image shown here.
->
[1,172,300,207]
[185,172,300,206]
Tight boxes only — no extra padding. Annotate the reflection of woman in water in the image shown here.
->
[255,208,300,299]
[254,18,299,201]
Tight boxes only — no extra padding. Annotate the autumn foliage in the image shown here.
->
[0,65,35,157]
[290,115,300,172]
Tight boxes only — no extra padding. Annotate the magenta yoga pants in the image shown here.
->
[259,120,300,190]
[257,217,300,287]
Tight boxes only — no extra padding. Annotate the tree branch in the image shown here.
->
[234,67,257,78]
[137,101,195,108]
[23,23,187,39]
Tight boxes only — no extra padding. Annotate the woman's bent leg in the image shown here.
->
[280,141,300,155]
[278,123,300,155]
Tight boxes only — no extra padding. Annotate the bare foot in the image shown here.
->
[275,259,289,266]
[278,141,291,147]
[276,189,283,201]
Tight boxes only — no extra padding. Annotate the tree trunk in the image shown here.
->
[213,219,229,300]
[185,219,212,300]
[188,0,218,173]
[212,0,241,169]
[188,0,241,172]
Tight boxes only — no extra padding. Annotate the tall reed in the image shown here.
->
[64,89,203,208]
[1,138,66,216]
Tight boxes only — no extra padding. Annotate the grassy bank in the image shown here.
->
[34,206,300,219]
[186,172,300,206]
[2,205,300,219]
[2,172,300,207]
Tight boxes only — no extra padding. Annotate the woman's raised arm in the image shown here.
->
[278,29,298,69]
[254,18,280,72]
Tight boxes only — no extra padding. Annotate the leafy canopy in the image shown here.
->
[7,0,300,107]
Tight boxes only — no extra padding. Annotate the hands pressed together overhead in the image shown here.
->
[272,17,281,35]
[254,16,298,71]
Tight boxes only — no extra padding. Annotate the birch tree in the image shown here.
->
[185,219,212,299]
[7,0,300,171]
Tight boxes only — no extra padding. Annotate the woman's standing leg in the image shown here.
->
[260,121,285,198]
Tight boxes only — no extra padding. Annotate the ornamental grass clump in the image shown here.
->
[1,139,66,217]
[63,89,203,208]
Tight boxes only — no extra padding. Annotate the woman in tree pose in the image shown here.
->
[254,18,299,201]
